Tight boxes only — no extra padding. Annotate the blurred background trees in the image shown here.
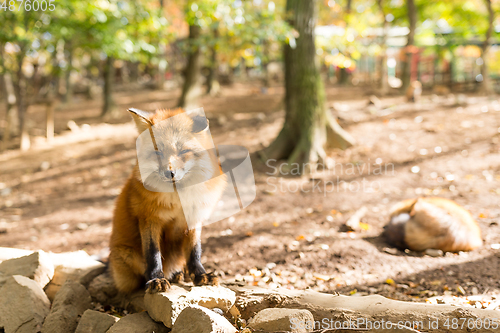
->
[0,0,499,157]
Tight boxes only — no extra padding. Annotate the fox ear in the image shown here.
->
[128,108,152,133]
[192,115,209,133]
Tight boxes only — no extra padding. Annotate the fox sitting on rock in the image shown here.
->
[109,108,226,294]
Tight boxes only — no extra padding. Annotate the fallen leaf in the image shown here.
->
[359,222,370,230]
[313,273,331,281]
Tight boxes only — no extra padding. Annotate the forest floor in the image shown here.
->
[1,82,500,310]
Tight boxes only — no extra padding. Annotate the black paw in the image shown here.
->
[191,272,219,286]
[145,277,170,293]
[169,271,184,283]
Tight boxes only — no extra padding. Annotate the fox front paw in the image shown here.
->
[169,271,184,284]
[145,277,171,293]
[191,272,219,286]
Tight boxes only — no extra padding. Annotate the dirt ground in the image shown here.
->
[1,83,500,309]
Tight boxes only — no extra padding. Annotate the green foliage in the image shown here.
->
[314,0,499,71]
[0,0,498,83]
[0,0,171,79]
[182,0,293,67]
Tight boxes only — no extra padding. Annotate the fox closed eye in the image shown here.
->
[179,149,192,155]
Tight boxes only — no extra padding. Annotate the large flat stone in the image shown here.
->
[106,312,169,333]
[41,280,92,333]
[44,251,105,301]
[0,247,33,263]
[0,250,54,288]
[171,305,236,333]
[0,275,51,333]
[248,308,314,333]
[144,285,236,328]
[75,310,118,333]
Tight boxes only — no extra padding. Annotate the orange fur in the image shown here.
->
[385,197,483,252]
[109,108,226,293]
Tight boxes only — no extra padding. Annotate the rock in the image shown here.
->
[424,249,444,257]
[230,285,500,333]
[0,275,51,333]
[0,250,54,288]
[383,247,399,255]
[128,290,146,312]
[41,281,91,333]
[144,285,236,328]
[74,310,118,333]
[87,271,119,304]
[248,308,314,333]
[171,305,236,333]
[45,251,105,301]
[87,271,145,312]
[0,247,33,263]
[106,312,169,333]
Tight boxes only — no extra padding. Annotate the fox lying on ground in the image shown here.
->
[109,108,227,293]
[383,197,483,252]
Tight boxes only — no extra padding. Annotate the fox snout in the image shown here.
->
[160,166,185,182]
[163,170,175,180]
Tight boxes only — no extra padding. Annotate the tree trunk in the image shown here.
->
[448,48,455,90]
[178,24,202,109]
[338,68,350,85]
[63,46,73,103]
[480,0,494,95]
[0,74,5,104]
[401,0,417,92]
[261,41,271,88]
[12,53,30,151]
[129,61,139,83]
[1,74,18,152]
[158,51,167,90]
[44,99,55,144]
[206,28,219,95]
[157,0,167,91]
[239,57,247,80]
[338,0,353,86]
[1,103,15,153]
[101,56,117,118]
[261,0,355,174]
[378,0,389,95]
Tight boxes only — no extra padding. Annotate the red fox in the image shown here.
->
[383,197,483,252]
[109,108,227,294]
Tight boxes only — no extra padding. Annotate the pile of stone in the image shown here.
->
[1,247,499,333]
[0,247,318,333]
